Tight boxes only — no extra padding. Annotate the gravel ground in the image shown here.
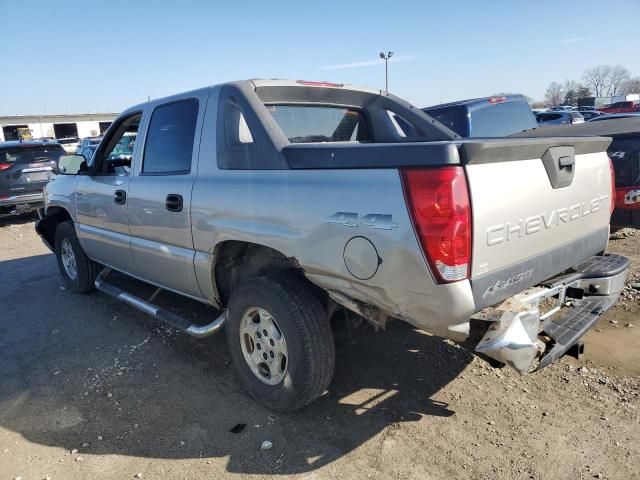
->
[0,216,638,480]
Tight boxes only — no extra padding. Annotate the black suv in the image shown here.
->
[0,141,63,218]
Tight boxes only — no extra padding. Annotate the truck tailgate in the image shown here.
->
[460,137,613,309]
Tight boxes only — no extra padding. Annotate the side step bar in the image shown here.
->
[95,268,225,338]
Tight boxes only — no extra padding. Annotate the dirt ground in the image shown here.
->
[0,216,638,480]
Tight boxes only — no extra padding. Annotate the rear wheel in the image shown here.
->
[226,274,335,411]
[54,221,101,293]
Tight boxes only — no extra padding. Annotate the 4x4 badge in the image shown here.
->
[325,212,398,230]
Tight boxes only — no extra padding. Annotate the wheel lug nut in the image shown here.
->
[269,339,274,346]
[263,352,268,360]
[256,332,261,339]
[270,351,274,358]
[263,329,268,336]
[257,344,261,350]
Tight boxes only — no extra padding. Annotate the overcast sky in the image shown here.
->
[1,0,639,115]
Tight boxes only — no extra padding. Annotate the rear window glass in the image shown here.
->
[267,105,369,143]
[57,138,78,144]
[470,101,538,137]
[0,146,64,164]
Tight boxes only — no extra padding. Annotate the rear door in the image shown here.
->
[127,96,204,298]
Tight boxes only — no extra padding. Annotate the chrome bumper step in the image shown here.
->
[537,295,617,369]
[475,254,629,373]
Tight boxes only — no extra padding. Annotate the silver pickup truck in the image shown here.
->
[36,79,629,411]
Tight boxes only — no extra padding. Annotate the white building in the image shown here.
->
[0,113,118,142]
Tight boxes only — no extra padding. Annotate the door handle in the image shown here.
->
[165,194,183,212]
[114,189,126,205]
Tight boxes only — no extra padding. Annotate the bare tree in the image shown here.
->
[544,82,565,106]
[583,65,612,96]
[564,79,580,92]
[622,77,640,94]
[608,65,631,95]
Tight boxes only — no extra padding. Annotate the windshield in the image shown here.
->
[267,105,369,143]
[470,101,538,137]
[0,146,64,164]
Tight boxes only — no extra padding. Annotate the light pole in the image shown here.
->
[379,51,393,94]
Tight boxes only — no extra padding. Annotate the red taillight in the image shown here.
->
[609,157,616,215]
[488,96,507,104]
[401,167,472,283]
[296,80,343,87]
[0,163,12,171]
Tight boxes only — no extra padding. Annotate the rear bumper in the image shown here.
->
[473,254,629,373]
[0,192,44,217]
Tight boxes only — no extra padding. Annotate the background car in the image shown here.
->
[535,111,585,126]
[547,105,574,111]
[579,110,606,121]
[76,144,98,164]
[421,94,538,137]
[56,136,79,153]
[0,141,63,217]
[77,136,102,149]
[598,101,640,114]
[587,113,640,122]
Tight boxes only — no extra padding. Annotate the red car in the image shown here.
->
[598,100,640,113]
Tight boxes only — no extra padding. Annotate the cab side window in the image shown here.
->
[142,99,199,175]
[94,113,141,175]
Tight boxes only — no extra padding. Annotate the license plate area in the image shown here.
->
[15,203,33,213]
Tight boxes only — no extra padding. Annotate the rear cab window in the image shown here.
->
[266,105,369,143]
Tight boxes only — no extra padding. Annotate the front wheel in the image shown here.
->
[54,221,101,293]
[226,274,335,412]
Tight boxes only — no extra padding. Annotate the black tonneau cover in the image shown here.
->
[283,136,611,169]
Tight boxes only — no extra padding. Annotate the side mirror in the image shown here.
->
[57,154,87,175]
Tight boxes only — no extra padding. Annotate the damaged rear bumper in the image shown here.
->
[473,254,629,373]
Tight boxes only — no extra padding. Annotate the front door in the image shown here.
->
[127,98,203,298]
[75,113,141,273]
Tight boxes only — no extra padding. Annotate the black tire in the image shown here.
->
[226,274,335,412]
[54,221,101,293]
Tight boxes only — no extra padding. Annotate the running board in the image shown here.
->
[94,268,225,338]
